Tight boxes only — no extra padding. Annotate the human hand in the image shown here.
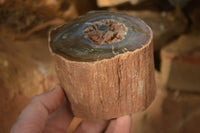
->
[11,85,132,133]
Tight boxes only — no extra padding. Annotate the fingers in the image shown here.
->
[11,85,65,133]
[105,115,132,133]
[74,119,108,133]
[44,99,73,133]
[73,115,131,133]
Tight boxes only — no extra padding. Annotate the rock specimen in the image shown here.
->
[49,11,156,120]
[161,33,200,92]
[123,10,187,51]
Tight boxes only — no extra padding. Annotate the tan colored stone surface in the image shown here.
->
[132,90,200,133]
[0,27,58,133]
[161,33,200,92]
[132,72,200,133]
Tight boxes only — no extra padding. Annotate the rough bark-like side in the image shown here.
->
[54,40,156,120]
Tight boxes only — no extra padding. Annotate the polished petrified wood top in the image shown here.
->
[50,11,151,61]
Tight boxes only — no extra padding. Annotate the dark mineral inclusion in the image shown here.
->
[50,11,151,62]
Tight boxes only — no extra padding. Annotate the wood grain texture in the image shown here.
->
[53,37,156,120]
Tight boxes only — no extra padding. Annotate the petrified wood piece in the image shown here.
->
[49,11,156,120]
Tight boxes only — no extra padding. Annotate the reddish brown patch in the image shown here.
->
[83,19,127,45]
[164,55,200,65]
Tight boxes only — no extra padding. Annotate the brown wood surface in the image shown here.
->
[52,36,156,120]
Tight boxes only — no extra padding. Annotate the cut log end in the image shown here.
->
[49,11,151,62]
[49,11,156,120]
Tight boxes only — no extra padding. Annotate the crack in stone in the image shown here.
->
[116,58,122,113]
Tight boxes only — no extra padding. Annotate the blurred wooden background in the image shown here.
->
[0,0,200,132]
